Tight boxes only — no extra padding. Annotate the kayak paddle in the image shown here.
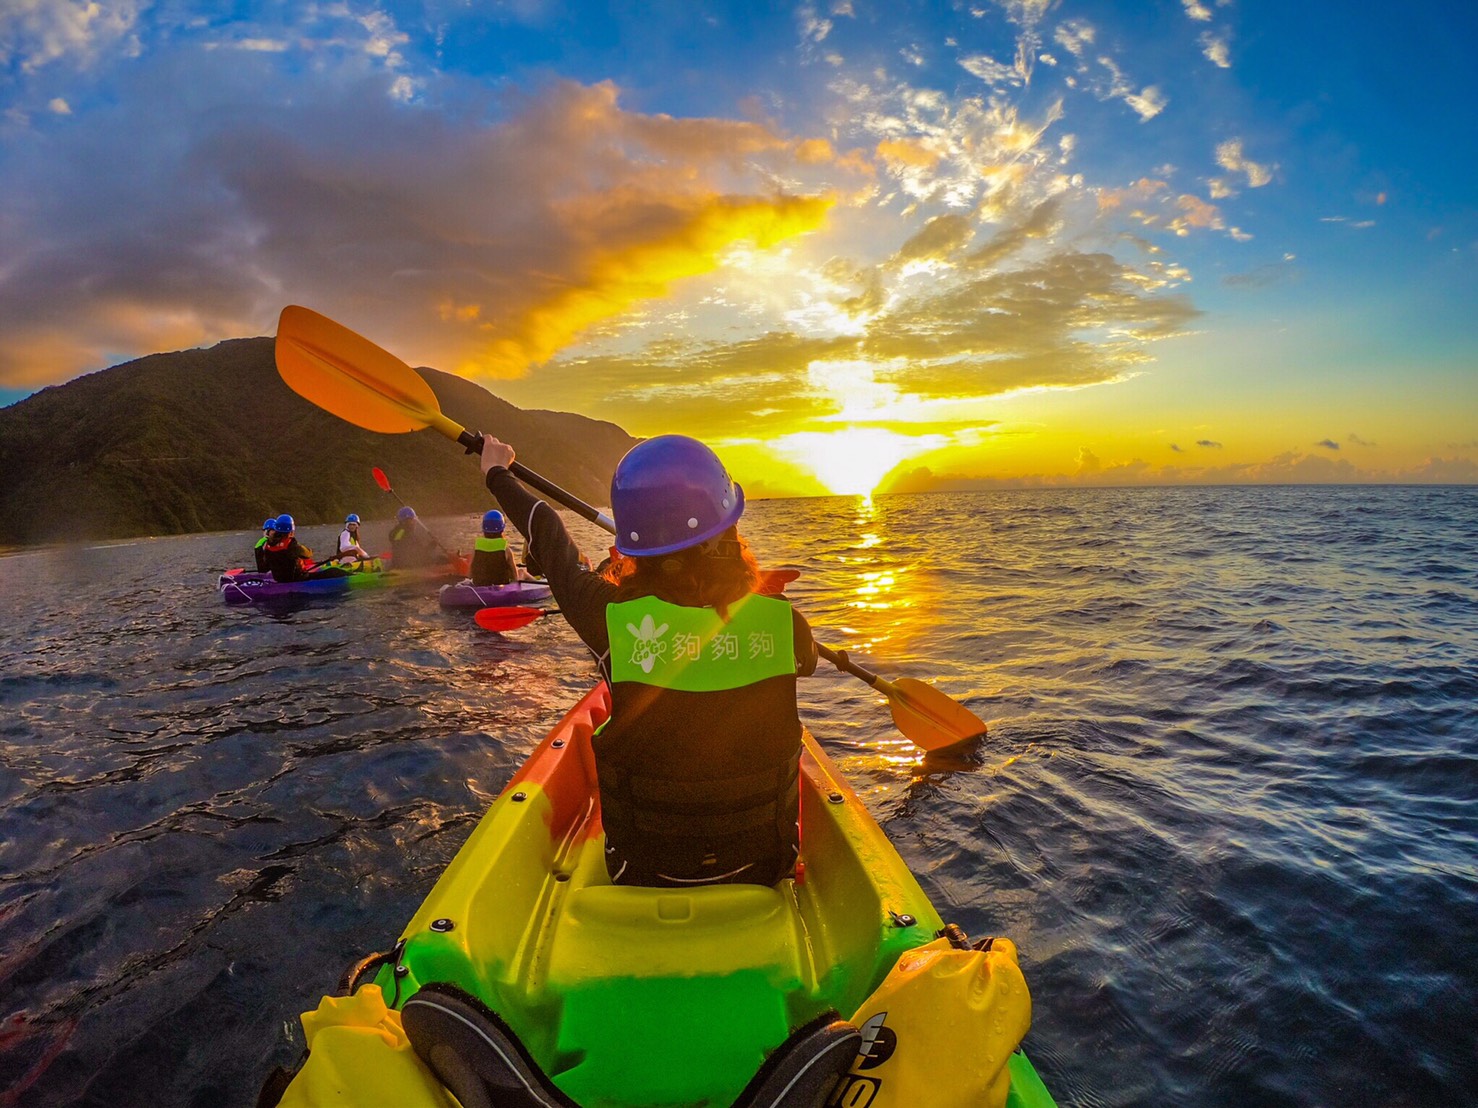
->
[274,305,987,751]
[474,606,554,632]
[370,465,457,560]
[276,305,614,532]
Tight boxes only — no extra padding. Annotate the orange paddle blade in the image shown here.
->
[874,675,989,752]
[275,305,445,434]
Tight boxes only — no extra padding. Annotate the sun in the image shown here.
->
[772,428,916,496]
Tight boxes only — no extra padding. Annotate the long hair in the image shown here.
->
[602,526,760,619]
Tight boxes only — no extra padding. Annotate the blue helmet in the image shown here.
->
[275,514,295,533]
[482,509,505,535]
[345,513,360,524]
[397,506,416,522]
[610,435,744,557]
[263,518,277,531]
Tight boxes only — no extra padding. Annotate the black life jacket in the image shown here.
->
[263,536,310,582]
[471,535,516,586]
[593,593,802,888]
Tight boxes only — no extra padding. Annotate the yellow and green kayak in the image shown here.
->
[264,684,1058,1108]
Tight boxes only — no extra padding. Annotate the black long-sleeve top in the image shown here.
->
[484,467,817,682]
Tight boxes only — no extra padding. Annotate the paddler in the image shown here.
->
[263,514,350,581]
[469,510,534,586]
[253,517,277,572]
[387,505,439,569]
[480,434,817,888]
[335,512,372,563]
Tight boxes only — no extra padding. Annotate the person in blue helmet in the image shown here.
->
[253,518,277,572]
[336,513,372,563]
[481,434,817,889]
[262,515,352,581]
[469,509,528,586]
[387,505,440,569]
[261,514,316,581]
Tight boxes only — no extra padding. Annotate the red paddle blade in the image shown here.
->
[372,467,392,492]
[474,606,546,631]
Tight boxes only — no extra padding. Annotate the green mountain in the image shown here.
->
[0,337,638,546]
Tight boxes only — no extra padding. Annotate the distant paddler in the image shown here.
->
[335,513,372,563]
[253,517,277,572]
[387,506,440,569]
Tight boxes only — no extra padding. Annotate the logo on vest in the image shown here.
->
[625,614,670,673]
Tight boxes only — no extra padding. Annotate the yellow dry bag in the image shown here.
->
[830,933,1031,1108]
[276,985,457,1108]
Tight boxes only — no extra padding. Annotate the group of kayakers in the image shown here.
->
[250,505,539,584]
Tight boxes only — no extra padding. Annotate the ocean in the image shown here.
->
[1,484,1475,1107]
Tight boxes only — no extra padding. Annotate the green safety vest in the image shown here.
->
[607,593,796,692]
[474,536,508,553]
[596,593,802,887]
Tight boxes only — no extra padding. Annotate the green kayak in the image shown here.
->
[263,683,1058,1108]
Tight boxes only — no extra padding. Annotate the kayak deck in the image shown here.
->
[364,684,1054,1107]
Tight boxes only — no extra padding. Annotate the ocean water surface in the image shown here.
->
[1,485,1475,1106]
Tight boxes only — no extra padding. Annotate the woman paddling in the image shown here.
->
[481,434,817,888]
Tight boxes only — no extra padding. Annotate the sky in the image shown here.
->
[1,0,1475,496]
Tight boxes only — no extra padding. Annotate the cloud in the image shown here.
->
[1168,194,1225,235]
[0,75,841,387]
[1,1,1218,470]
[1123,85,1168,121]
[1180,0,1213,20]
[1348,432,1376,447]
[0,0,145,74]
[1215,139,1274,188]
[1199,31,1231,68]
[959,53,1022,86]
[1197,439,1222,448]
[1169,442,1184,452]
[1314,438,1340,450]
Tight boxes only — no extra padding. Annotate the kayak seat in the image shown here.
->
[402,981,580,1108]
[403,980,859,1108]
[728,1011,860,1108]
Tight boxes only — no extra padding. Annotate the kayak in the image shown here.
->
[438,579,554,608]
[352,552,471,586]
[219,556,470,603]
[264,684,1058,1108]
[218,569,352,605]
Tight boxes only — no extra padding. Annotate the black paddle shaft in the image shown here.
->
[458,430,614,532]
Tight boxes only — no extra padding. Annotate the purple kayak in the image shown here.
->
[438,579,553,609]
[218,569,351,605]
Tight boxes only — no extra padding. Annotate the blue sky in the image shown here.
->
[1,0,1474,491]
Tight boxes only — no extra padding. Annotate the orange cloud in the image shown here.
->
[470,192,833,376]
[0,78,844,389]
[876,138,942,169]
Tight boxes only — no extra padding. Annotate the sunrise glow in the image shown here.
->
[771,428,920,497]
[0,3,1470,491]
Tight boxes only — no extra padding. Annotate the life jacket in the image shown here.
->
[264,536,312,582]
[389,523,435,568]
[338,528,362,557]
[470,535,515,586]
[594,593,801,888]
